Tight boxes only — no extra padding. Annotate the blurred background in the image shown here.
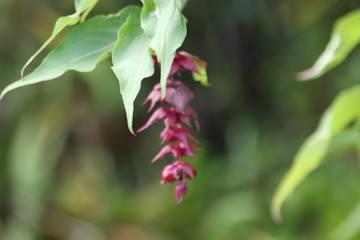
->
[1,0,360,239]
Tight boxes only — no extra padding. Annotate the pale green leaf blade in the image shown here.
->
[141,0,187,97]
[272,110,332,223]
[20,14,80,77]
[2,6,141,99]
[21,0,99,77]
[111,15,154,134]
[272,85,360,222]
[75,0,98,13]
[297,9,360,80]
[77,0,99,22]
[179,0,188,10]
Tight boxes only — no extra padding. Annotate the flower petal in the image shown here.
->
[175,182,188,203]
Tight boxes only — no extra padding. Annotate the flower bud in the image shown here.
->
[175,182,188,203]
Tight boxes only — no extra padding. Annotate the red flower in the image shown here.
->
[175,182,188,204]
[152,142,202,163]
[139,51,207,203]
[137,106,199,133]
[161,161,197,184]
[169,51,207,76]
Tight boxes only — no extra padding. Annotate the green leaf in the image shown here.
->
[326,128,358,158]
[297,9,360,80]
[272,85,360,222]
[192,60,208,86]
[75,0,97,13]
[354,118,360,161]
[6,102,69,240]
[111,15,154,134]
[1,6,141,99]
[21,0,99,77]
[76,0,99,22]
[140,0,187,97]
[328,201,360,240]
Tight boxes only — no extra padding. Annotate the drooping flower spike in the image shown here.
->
[139,51,207,203]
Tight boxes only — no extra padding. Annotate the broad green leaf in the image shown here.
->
[1,6,141,99]
[111,15,154,134]
[297,9,360,80]
[21,0,99,77]
[140,0,187,97]
[272,85,360,222]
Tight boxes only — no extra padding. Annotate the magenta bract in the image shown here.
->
[142,80,193,113]
[175,182,188,204]
[170,51,207,76]
[139,51,206,203]
[161,161,197,184]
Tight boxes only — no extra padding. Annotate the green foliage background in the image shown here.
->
[0,0,360,239]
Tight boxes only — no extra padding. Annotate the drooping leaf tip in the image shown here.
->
[126,114,137,136]
[295,69,318,81]
[129,127,137,136]
[271,198,283,224]
[272,211,283,224]
[161,86,167,100]
[202,82,212,87]
[0,85,13,100]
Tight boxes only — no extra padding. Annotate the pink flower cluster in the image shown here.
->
[138,51,206,203]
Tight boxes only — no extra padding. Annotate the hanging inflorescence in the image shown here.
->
[138,51,207,203]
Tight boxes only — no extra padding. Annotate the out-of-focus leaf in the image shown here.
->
[272,85,360,222]
[328,201,360,240]
[200,193,260,240]
[111,15,154,134]
[140,0,187,97]
[21,0,99,77]
[6,103,69,240]
[354,118,360,161]
[326,128,358,158]
[297,9,360,80]
[1,6,141,99]
[193,60,208,86]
